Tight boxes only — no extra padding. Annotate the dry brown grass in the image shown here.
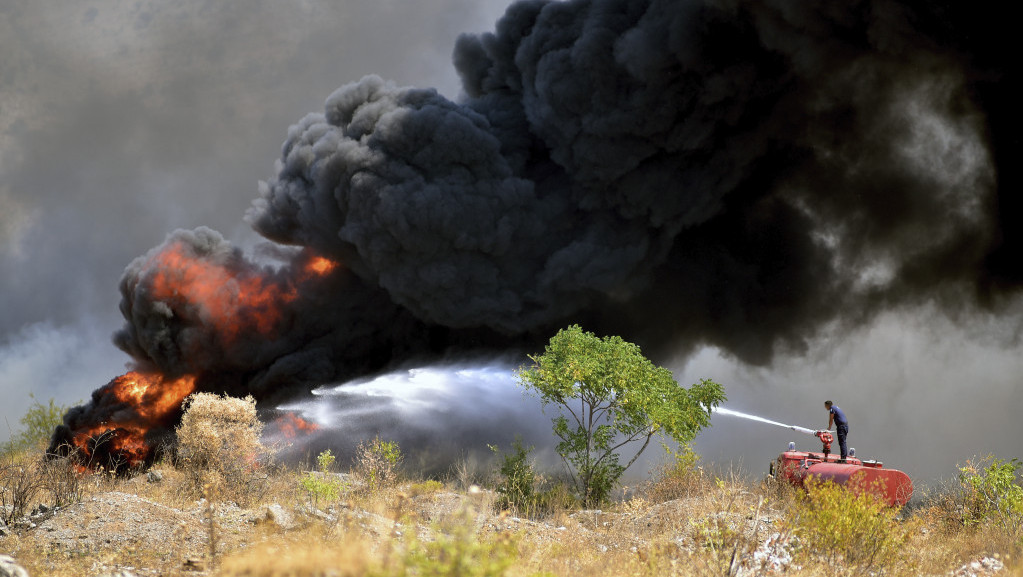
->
[176,393,273,507]
[4,456,1023,577]
[217,530,379,577]
[642,445,709,503]
[6,401,1023,577]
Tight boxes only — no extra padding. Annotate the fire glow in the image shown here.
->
[67,371,196,470]
[141,241,339,345]
[53,246,341,471]
[272,412,321,440]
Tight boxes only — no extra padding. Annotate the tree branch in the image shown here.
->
[622,429,656,473]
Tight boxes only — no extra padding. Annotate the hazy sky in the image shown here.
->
[2,0,1021,488]
[0,0,508,433]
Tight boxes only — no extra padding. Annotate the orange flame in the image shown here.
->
[70,372,196,470]
[141,243,340,345]
[274,412,321,439]
[306,256,339,276]
[145,243,294,341]
[64,248,340,472]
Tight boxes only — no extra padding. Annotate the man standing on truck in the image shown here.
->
[825,400,849,462]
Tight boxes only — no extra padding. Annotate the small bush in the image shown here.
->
[40,452,86,508]
[175,393,269,506]
[300,449,349,508]
[957,455,1023,537]
[384,503,518,577]
[783,478,917,574]
[355,436,403,491]
[533,482,578,515]
[408,479,444,497]
[488,439,577,518]
[448,454,483,491]
[677,472,764,575]
[489,437,536,512]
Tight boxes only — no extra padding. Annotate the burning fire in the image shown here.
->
[110,371,197,419]
[66,371,196,470]
[54,244,341,472]
[306,256,338,276]
[140,241,339,345]
[273,412,321,439]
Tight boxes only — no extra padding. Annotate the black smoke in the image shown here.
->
[57,0,1019,458]
[245,0,1008,367]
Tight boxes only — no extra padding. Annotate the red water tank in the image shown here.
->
[772,449,913,507]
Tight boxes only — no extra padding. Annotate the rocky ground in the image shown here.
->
[2,483,778,576]
[0,483,1011,577]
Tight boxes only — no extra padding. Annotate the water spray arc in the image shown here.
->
[713,406,837,455]
[712,407,816,436]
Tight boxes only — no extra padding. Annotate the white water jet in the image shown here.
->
[713,406,816,436]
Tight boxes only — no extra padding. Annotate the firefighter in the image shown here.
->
[824,400,849,462]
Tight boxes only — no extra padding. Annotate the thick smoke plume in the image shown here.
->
[249,0,999,364]
[52,0,1018,469]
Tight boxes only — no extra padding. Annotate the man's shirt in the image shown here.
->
[830,405,848,427]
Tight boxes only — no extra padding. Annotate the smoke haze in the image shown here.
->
[4,0,1022,485]
[1,0,508,439]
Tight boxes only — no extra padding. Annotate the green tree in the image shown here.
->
[3,394,71,454]
[516,324,725,506]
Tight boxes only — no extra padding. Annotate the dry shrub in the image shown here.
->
[914,466,1023,565]
[175,393,270,506]
[448,453,484,491]
[407,479,444,498]
[40,453,87,508]
[644,444,707,503]
[1,451,88,525]
[782,478,918,575]
[683,471,768,576]
[0,454,42,524]
[354,436,403,492]
[902,502,991,577]
[385,502,519,577]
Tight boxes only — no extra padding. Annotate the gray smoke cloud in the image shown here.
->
[680,305,1023,483]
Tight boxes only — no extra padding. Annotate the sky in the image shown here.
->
[2,0,1021,490]
[0,0,509,425]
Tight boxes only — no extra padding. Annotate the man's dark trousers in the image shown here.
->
[837,423,849,460]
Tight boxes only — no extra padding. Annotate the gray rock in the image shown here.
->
[0,555,29,577]
[263,503,294,530]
